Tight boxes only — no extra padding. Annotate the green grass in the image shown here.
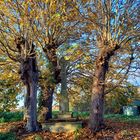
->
[0,112,23,123]
[71,112,89,119]
[52,111,60,118]
[104,114,140,122]
[52,111,140,123]
[0,132,16,140]
[52,111,59,115]
[70,112,140,122]
[52,111,90,119]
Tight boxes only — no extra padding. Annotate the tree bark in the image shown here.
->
[23,83,30,121]
[39,87,54,121]
[59,57,69,113]
[20,58,39,132]
[89,45,121,132]
[25,80,38,131]
[89,66,106,132]
[41,45,61,120]
[89,50,109,132]
[15,38,39,132]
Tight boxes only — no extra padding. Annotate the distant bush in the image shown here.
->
[0,112,23,123]
[0,132,16,140]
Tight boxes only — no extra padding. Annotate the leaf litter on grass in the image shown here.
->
[0,120,140,140]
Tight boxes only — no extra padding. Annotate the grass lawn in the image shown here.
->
[105,114,140,123]
[0,112,23,123]
[0,112,140,139]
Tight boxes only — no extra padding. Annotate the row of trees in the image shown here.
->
[0,0,139,132]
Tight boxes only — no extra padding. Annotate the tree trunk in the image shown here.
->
[59,57,69,113]
[89,53,109,132]
[15,38,39,132]
[25,80,39,132]
[89,45,121,132]
[59,90,69,113]
[23,83,30,121]
[38,86,54,122]
[42,45,61,120]
[20,58,39,132]
[89,79,105,132]
[44,88,54,121]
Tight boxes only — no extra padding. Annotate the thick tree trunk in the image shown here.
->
[59,57,69,113]
[59,90,69,113]
[15,38,39,132]
[44,88,54,121]
[25,80,39,132]
[89,77,105,132]
[23,83,30,121]
[39,87,54,121]
[42,45,61,120]
[89,45,121,132]
[20,58,39,132]
[89,52,109,132]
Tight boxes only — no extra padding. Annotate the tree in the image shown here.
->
[75,0,140,132]
[57,44,83,113]
[63,44,93,112]
[0,0,80,122]
[29,0,81,119]
[57,43,92,113]
[38,65,55,121]
[0,52,20,112]
[17,38,39,132]
[0,76,20,112]
[0,1,39,132]
[59,57,69,113]
[105,82,138,114]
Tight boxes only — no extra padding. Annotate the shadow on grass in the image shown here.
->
[0,132,16,140]
[105,114,140,122]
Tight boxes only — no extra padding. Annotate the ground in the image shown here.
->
[0,117,140,140]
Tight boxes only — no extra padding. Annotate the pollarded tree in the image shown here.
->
[57,43,93,113]
[74,0,140,132]
[0,0,80,121]
[27,0,81,119]
[0,1,39,132]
